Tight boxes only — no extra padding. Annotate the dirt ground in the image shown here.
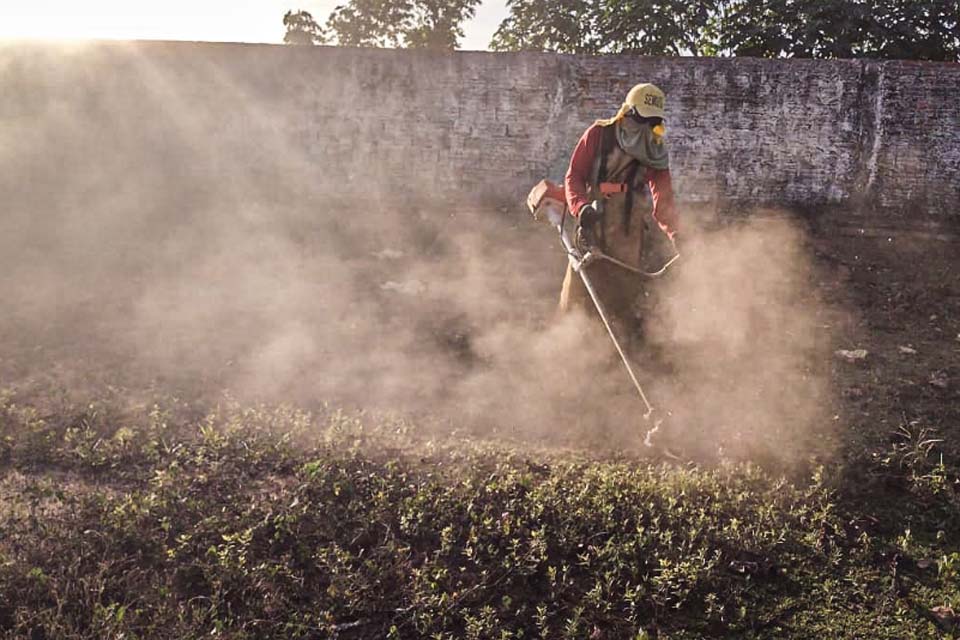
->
[811,225,960,463]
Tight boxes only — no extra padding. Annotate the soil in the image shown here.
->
[811,226,960,462]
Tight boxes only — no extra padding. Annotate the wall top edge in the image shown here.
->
[0,38,956,69]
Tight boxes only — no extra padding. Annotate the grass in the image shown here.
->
[1,228,958,638]
[1,392,958,639]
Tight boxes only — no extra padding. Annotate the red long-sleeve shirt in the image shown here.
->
[564,123,680,239]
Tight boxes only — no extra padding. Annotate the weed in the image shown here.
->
[0,391,957,638]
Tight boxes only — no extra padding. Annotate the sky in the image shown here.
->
[0,0,510,51]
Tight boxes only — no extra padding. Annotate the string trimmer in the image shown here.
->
[527,180,679,446]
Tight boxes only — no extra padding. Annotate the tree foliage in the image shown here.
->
[720,0,960,60]
[491,0,721,55]
[282,10,328,46]
[488,0,598,53]
[282,0,958,59]
[284,0,482,50]
[490,0,960,60]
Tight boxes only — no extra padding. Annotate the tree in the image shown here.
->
[716,0,866,58]
[491,0,960,60]
[324,0,482,49]
[490,0,722,55]
[866,0,960,61]
[283,10,328,45]
[404,0,482,49]
[595,0,722,56]
[718,0,960,60]
[490,0,600,53]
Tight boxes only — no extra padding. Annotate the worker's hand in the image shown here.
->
[575,204,599,252]
[578,203,599,231]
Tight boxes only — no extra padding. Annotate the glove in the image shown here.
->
[575,203,600,252]
[578,203,599,231]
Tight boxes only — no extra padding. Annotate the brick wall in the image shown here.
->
[861,60,960,223]
[0,41,956,227]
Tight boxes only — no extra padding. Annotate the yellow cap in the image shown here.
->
[623,83,666,119]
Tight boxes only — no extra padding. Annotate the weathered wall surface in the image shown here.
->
[863,60,960,221]
[1,41,957,227]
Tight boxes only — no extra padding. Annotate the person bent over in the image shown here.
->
[559,83,680,337]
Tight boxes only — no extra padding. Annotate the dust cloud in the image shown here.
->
[643,216,834,463]
[0,42,834,465]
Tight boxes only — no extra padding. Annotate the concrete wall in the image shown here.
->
[1,41,957,227]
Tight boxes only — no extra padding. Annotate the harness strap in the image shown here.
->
[597,125,616,184]
[622,162,641,235]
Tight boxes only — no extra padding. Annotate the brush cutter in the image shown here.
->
[527,180,679,444]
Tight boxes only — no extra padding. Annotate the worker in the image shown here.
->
[559,83,680,335]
